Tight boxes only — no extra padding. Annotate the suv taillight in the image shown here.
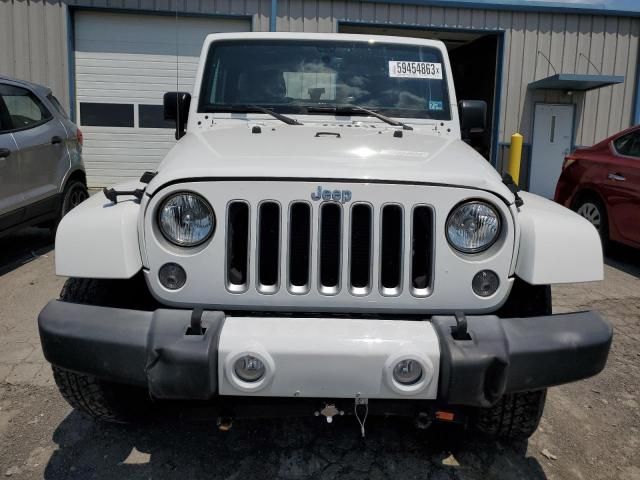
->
[76,128,83,146]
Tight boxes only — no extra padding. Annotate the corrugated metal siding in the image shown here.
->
[0,0,270,114]
[1,0,638,148]
[0,0,70,109]
[276,0,639,147]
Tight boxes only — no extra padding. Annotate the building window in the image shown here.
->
[80,103,134,127]
[139,104,174,129]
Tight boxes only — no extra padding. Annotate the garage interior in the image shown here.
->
[341,24,499,161]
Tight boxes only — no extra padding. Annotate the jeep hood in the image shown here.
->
[146,124,514,202]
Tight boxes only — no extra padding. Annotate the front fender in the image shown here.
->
[515,192,603,285]
[55,187,142,279]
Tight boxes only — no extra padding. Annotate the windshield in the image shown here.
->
[199,40,451,120]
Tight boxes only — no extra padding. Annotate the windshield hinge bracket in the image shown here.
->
[502,173,524,208]
[103,187,145,204]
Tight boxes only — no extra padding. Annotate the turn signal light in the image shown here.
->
[435,411,455,422]
[76,128,84,146]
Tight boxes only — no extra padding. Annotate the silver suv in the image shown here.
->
[0,76,87,235]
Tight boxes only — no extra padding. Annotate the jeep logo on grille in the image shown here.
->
[311,186,352,204]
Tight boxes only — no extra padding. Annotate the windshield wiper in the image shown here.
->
[212,104,302,126]
[249,105,303,126]
[307,105,413,131]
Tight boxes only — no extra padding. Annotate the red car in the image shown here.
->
[555,125,640,249]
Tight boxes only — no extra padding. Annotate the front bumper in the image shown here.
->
[38,301,612,408]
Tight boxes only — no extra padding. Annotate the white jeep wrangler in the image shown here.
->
[39,33,612,440]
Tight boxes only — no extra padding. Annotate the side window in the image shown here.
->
[47,94,69,119]
[613,132,640,158]
[0,84,52,130]
[0,96,12,133]
[626,133,640,158]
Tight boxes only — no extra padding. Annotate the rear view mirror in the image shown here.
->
[164,92,191,140]
[458,100,487,140]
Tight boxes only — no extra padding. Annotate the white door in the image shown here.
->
[530,103,574,198]
[74,11,250,187]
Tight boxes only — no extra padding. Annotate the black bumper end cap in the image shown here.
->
[432,311,613,407]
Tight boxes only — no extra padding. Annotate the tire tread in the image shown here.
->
[474,390,547,440]
[52,277,154,423]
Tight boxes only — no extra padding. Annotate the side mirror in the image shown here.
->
[163,92,191,140]
[458,100,487,139]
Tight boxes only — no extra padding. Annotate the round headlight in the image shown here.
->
[446,201,501,253]
[158,193,214,247]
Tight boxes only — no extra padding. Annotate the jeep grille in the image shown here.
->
[225,200,434,297]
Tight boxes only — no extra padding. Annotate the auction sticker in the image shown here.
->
[388,61,443,79]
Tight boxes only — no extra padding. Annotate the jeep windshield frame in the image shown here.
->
[198,39,452,121]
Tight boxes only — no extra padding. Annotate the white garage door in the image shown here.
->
[74,11,250,187]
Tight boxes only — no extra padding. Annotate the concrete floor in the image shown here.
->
[0,227,639,480]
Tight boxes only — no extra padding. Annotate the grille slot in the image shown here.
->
[226,201,250,292]
[319,203,342,294]
[349,203,373,294]
[288,202,312,293]
[257,201,280,293]
[380,204,403,295]
[411,206,433,296]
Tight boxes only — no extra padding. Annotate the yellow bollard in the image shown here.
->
[507,133,523,186]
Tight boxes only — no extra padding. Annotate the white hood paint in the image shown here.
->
[147,122,514,202]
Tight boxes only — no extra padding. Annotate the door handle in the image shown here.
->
[608,172,626,181]
[51,136,63,145]
[0,148,10,158]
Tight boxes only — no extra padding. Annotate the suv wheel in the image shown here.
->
[51,276,157,423]
[61,179,89,217]
[473,390,547,440]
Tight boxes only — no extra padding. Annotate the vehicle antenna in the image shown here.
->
[175,0,180,134]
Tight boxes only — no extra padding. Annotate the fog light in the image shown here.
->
[234,355,266,382]
[472,270,499,297]
[393,359,423,385]
[158,263,186,290]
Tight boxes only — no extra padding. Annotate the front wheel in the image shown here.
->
[53,366,151,423]
[52,276,157,422]
[473,390,547,440]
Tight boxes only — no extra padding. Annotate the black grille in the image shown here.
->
[257,202,280,288]
[319,203,342,290]
[380,204,403,290]
[226,201,250,288]
[225,198,434,297]
[411,206,433,292]
[350,204,372,291]
[289,202,311,289]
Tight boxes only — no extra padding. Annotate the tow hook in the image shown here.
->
[314,403,344,424]
[217,416,233,432]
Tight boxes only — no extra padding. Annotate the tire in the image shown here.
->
[52,366,151,423]
[53,276,157,423]
[42,179,89,233]
[473,390,547,440]
[60,179,89,217]
[574,194,609,248]
[496,277,551,318]
[475,281,549,440]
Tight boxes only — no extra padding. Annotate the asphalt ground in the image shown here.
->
[0,226,639,480]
